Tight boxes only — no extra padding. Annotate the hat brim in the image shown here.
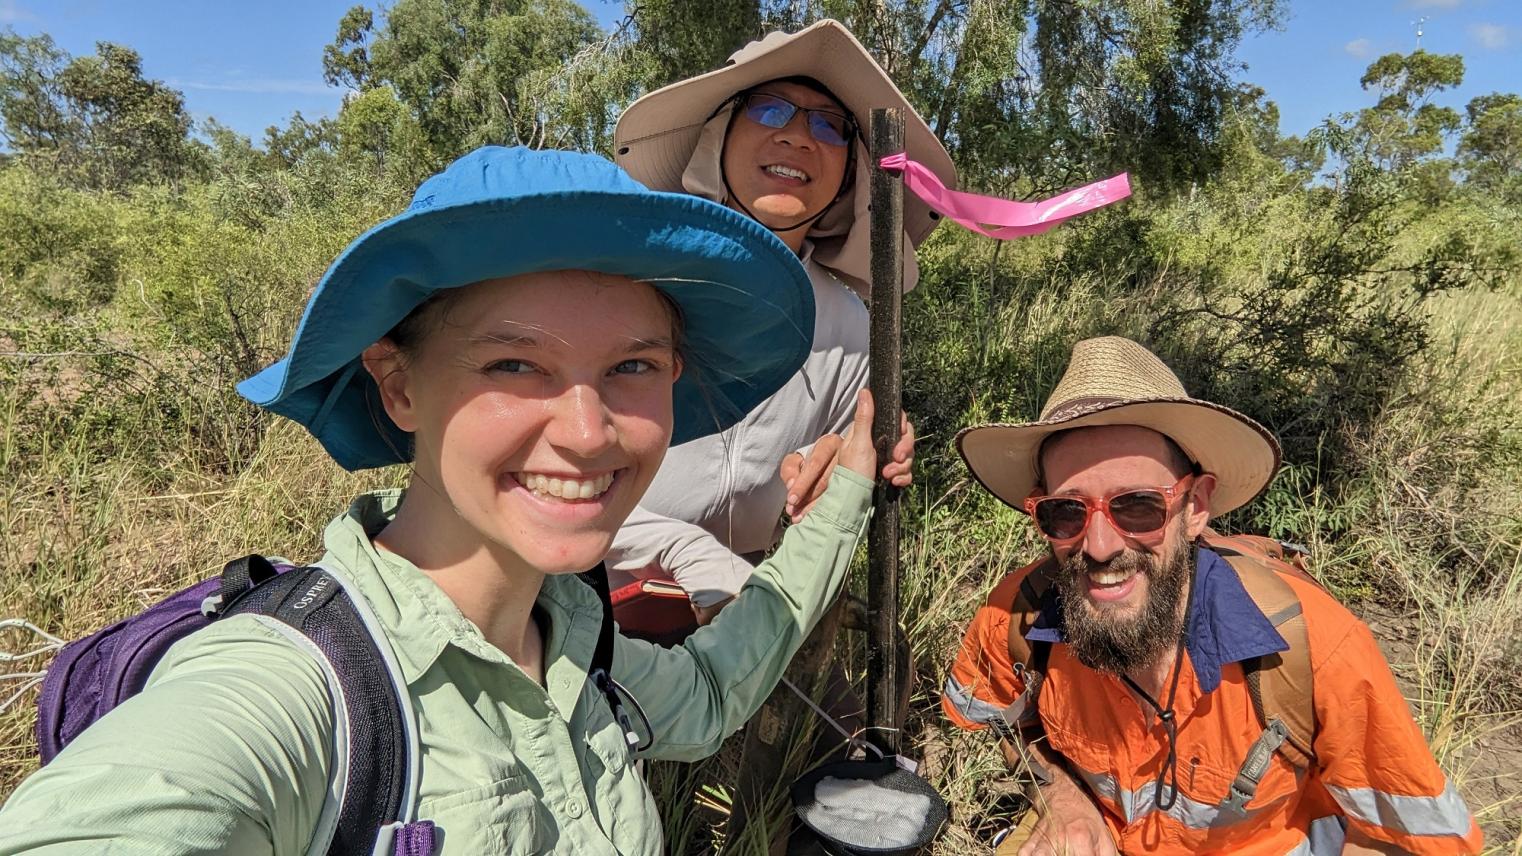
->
[238,188,814,471]
[956,399,1281,517]
[613,20,956,248]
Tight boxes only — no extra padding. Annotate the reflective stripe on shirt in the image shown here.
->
[1306,815,1347,854]
[1073,764,1275,830]
[1325,780,1474,838]
[1283,816,1352,855]
[943,675,1005,725]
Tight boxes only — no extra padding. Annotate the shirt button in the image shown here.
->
[565,798,584,818]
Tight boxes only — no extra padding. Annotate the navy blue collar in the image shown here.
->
[1025,546,1288,693]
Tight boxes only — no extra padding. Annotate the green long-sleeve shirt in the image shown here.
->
[0,468,872,855]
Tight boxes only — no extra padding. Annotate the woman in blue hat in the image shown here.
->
[0,146,889,855]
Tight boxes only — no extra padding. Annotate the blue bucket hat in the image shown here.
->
[238,146,815,471]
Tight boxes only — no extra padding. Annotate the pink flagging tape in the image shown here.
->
[879,153,1132,240]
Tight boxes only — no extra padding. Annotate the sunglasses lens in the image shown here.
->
[807,112,851,146]
[1034,498,1089,540]
[744,94,796,129]
[1108,490,1169,535]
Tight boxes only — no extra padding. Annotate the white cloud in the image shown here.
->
[1344,38,1373,59]
[1469,23,1510,50]
[170,78,337,97]
[0,0,38,23]
[1406,0,1463,9]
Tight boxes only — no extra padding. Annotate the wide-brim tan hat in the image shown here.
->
[957,337,1282,517]
[614,19,957,294]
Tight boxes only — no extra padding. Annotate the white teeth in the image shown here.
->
[1089,569,1134,585]
[765,164,808,181]
[516,472,615,501]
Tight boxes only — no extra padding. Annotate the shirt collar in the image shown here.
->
[1025,546,1288,693]
[318,490,605,702]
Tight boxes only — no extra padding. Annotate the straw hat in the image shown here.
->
[956,337,1282,516]
[613,19,957,294]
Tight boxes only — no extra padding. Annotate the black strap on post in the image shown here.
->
[865,106,906,758]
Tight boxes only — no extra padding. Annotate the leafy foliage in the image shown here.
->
[322,0,628,155]
[632,0,758,87]
[0,32,201,190]
[1354,50,1464,171]
[1459,92,1522,200]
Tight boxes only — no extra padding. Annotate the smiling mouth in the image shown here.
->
[1088,566,1139,587]
[512,471,616,501]
[763,164,810,182]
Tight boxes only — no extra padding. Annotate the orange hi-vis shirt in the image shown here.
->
[942,548,1482,856]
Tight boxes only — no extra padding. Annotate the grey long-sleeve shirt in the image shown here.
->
[606,250,871,606]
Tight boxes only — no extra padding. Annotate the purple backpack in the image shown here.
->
[34,555,438,856]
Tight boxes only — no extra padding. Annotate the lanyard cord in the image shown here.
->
[1120,567,1197,812]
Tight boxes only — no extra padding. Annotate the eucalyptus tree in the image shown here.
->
[323,0,648,157]
[0,32,200,190]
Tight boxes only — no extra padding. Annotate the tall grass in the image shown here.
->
[1,160,1519,852]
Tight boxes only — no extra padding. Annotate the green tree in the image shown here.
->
[321,0,623,157]
[1353,50,1464,171]
[54,42,199,188]
[336,86,436,185]
[0,31,73,157]
[0,32,199,190]
[323,5,376,91]
[318,0,1285,185]
[631,0,759,87]
[747,0,1283,194]
[263,111,339,170]
[1458,92,1522,197]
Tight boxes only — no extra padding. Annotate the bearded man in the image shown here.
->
[942,337,1481,856]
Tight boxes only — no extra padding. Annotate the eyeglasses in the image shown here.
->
[737,92,856,148]
[1023,474,1195,542]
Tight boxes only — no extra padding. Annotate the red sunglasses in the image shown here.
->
[1023,474,1195,542]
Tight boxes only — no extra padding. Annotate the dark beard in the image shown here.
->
[1053,533,1193,675]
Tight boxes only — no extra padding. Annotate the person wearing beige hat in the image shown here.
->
[607,20,954,623]
[943,337,1480,856]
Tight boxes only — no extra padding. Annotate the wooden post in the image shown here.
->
[866,107,905,757]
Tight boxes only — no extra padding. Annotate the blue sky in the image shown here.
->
[3,0,1517,144]
[1237,0,1521,135]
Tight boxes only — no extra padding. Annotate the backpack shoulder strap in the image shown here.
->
[579,563,644,753]
[1203,534,1318,772]
[219,559,432,856]
[1204,530,1317,582]
[1005,557,1058,673]
[998,557,1059,733]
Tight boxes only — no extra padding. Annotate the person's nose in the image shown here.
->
[544,383,618,459]
[771,112,817,150]
[1082,505,1127,564]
